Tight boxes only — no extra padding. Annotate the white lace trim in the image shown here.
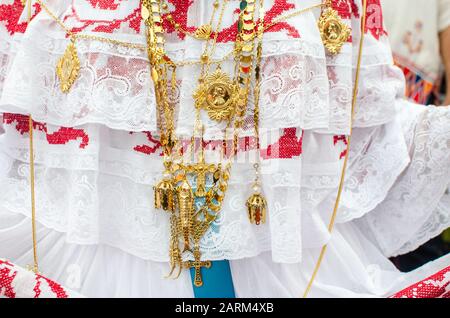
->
[0,6,398,135]
[358,103,450,257]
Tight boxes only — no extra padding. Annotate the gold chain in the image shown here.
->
[35,0,322,68]
[25,0,39,275]
[302,0,368,298]
[164,2,324,40]
[191,0,229,154]
[263,3,323,32]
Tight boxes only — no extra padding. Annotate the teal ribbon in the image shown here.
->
[187,181,235,297]
[190,260,236,298]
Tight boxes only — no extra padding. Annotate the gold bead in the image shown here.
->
[167,14,173,20]
[213,1,220,8]
[162,3,169,10]
[201,54,209,64]
[175,23,180,29]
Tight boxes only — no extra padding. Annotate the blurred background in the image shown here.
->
[381,0,450,272]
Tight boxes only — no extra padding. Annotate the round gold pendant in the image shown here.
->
[318,8,351,55]
[194,68,238,122]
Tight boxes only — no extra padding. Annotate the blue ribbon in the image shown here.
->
[190,260,236,298]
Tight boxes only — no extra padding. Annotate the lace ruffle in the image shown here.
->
[0,1,399,136]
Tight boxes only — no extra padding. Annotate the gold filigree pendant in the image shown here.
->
[193,68,239,122]
[246,192,267,225]
[194,25,212,40]
[318,8,351,55]
[56,40,80,93]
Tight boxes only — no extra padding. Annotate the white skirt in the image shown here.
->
[2,210,449,298]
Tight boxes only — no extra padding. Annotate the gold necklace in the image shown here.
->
[148,0,259,287]
[192,0,239,124]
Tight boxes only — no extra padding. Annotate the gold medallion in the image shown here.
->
[318,8,351,55]
[193,68,239,122]
[56,40,80,93]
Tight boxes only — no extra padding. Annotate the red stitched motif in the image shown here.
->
[0,0,41,35]
[35,274,69,299]
[3,113,90,149]
[132,131,163,156]
[261,128,303,159]
[88,0,121,10]
[69,3,141,34]
[390,266,450,298]
[333,135,348,160]
[163,0,300,42]
[331,0,359,19]
[0,260,17,298]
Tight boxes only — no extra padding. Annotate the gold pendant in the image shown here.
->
[178,178,195,253]
[194,25,212,40]
[56,40,80,93]
[194,68,239,122]
[154,178,175,211]
[318,8,351,55]
[246,192,267,225]
[183,246,212,287]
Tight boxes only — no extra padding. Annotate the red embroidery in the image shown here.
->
[3,113,90,149]
[391,266,450,298]
[34,274,69,298]
[263,0,299,38]
[33,275,42,298]
[364,0,387,39]
[163,0,300,42]
[0,260,70,298]
[331,0,359,19]
[0,260,17,298]
[88,0,121,10]
[334,135,348,160]
[132,131,163,156]
[69,4,141,34]
[262,128,303,159]
[0,0,41,35]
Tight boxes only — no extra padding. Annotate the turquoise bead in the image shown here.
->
[240,0,248,11]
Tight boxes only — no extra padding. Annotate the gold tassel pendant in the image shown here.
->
[154,178,175,211]
[246,164,267,225]
[246,192,267,225]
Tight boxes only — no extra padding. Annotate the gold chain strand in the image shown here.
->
[191,0,229,156]
[302,0,368,298]
[165,1,324,41]
[36,0,322,68]
[262,3,323,32]
[26,0,39,274]
[202,0,229,77]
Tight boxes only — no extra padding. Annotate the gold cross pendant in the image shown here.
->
[183,259,212,287]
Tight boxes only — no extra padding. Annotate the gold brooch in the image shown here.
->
[194,68,239,122]
[56,40,80,93]
[318,8,351,55]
